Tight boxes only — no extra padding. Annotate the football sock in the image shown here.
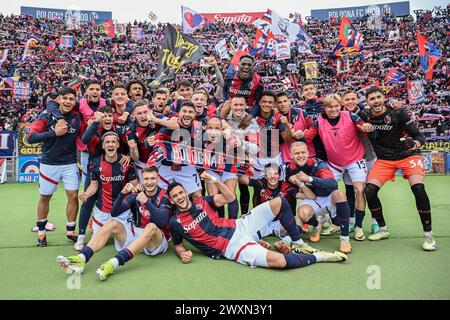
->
[345,184,355,218]
[365,183,386,227]
[277,198,300,242]
[332,202,350,237]
[307,216,318,228]
[355,209,365,228]
[79,246,94,263]
[411,184,432,232]
[66,221,76,233]
[115,248,133,266]
[217,206,225,218]
[78,197,95,235]
[37,219,47,236]
[227,199,239,219]
[284,253,316,269]
[239,183,249,215]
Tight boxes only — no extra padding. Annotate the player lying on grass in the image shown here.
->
[57,166,172,280]
[168,171,347,269]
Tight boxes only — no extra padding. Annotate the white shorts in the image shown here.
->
[158,164,202,194]
[224,202,275,268]
[80,151,89,187]
[253,154,285,180]
[113,218,169,256]
[38,163,79,195]
[254,220,282,241]
[91,206,116,235]
[206,170,238,183]
[327,159,367,185]
[300,194,337,218]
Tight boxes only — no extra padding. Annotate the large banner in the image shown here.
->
[18,123,42,156]
[151,24,206,88]
[311,1,410,20]
[0,130,15,157]
[200,12,264,25]
[147,141,252,176]
[420,140,450,152]
[18,156,40,183]
[408,80,425,105]
[21,6,112,23]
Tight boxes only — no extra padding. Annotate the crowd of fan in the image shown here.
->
[0,7,448,136]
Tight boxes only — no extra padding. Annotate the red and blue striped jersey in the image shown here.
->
[170,196,236,259]
[91,154,137,213]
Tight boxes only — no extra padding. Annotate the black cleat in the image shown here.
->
[66,232,78,243]
[37,234,47,247]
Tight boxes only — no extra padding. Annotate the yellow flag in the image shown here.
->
[304,61,318,79]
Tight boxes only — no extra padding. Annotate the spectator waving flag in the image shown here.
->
[181,6,205,34]
[150,24,206,88]
[59,35,73,48]
[130,27,143,40]
[339,16,363,48]
[385,68,405,84]
[417,33,442,80]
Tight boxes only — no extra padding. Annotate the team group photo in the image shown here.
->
[0,0,449,302]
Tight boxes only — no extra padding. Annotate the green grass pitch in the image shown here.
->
[0,176,449,300]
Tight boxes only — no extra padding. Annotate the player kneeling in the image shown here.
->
[56,166,172,281]
[169,171,347,270]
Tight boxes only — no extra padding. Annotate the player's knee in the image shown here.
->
[332,190,346,202]
[297,206,312,221]
[364,183,379,200]
[143,223,158,238]
[106,220,121,232]
[266,252,286,268]
[411,183,428,202]
[66,192,78,201]
[39,194,52,203]
[353,183,365,195]
[268,197,282,214]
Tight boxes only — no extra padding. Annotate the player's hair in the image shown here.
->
[167,182,185,197]
[301,80,315,90]
[342,90,358,98]
[176,79,193,89]
[101,131,119,142]
[275,91,289,100]
[231,94,247,102]
[239,55,254,63]
[154,89,168,97]
[111,83,127,91]
[207,117,222,127]
[85,79,101,89]
[126,79,148,97]
[141,166,158,175]
[290,141,308,151]
[58,87,76,97]
[323,94,342,107]
[132,99,148,110]
[192,90,208,98]
[264,162,281,174]
[259,90,276,101]
[179,101,195,110]
[97,106,113,114]
[365,86,383,98]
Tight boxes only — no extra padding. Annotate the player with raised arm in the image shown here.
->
[361,87,436,251]
[78,132,138,234]
[168,171,347,269]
